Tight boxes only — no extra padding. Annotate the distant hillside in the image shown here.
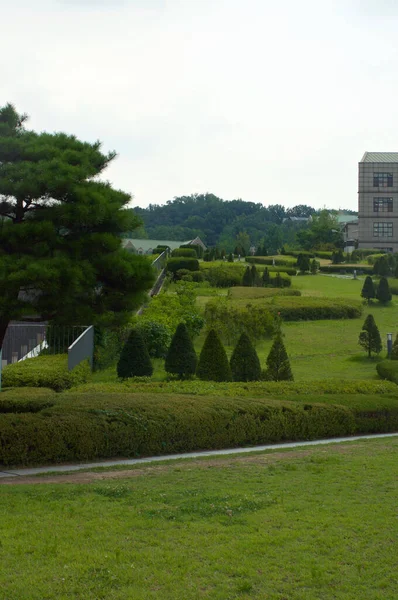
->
[131,193,317,253]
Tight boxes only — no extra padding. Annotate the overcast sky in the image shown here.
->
[1,0,397,210]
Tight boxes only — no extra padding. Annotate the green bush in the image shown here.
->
[165,323,197,379]
[1,355,91,392]
[320,265,373,274]
[166,257,199,277]
[264,333,293,381]
[2,391,398,466]
[256,297,362,321]
[117,329,153,378]
[0,388,57,413]
[228,287,301,299]
[136,321,172,358]
[386,278,398,296]
[202,265,244,288]
[171,248,197,258]
[196,329,232,382]
[377,360,398,384]
[376,277,392,304]
[230,332,261,382]
[314,251,333,259]
[204,297,274,345]
[245,257,293,266]
[93,326,127,371]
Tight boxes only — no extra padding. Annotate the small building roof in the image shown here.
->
[336,213,358,225]
[121,238,206,253]
[361,152,398,163]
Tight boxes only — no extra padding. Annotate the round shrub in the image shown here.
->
[171,248,197,258]
[117,329,153,378]
[166,257,199,278]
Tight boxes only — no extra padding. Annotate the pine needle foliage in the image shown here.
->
[376,277,392,304]
[230,332,261,382]
[358,314,382,358]
[117,329,153,378]
[165,323,197,379]
[361,276,376,304]
[265,333,294,381]
[242,266,253,287]
[196,329,232,382]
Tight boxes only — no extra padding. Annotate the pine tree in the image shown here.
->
[230,332,261,381]
[361,276,376,304]
[376,277,392,304]
[250,265,261,287]
[242,266,253,287]
[0,104,155,350]
[264,333,293,381]
[262,267,270,286]
[297,254,310,273]
[196,329,232,381]
[165,323,197,379]
[228,252,234,263]
[358,314,382,358]
[117,329,153,378]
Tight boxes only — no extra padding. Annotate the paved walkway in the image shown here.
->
[1,432,397,479]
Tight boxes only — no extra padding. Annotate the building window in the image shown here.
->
[374,173,393,187]
[373,222,393,237]
[373,198,393,212]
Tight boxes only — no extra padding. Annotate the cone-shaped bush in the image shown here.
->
[242,266,253,287]
[230,332,261,381]
[117,328,153,378]
[262,267,270,286]
[376,276,392,304]
[361,276,375,304]
[196,329,232,381]
[390,333,398,360]
[264,333,293,381]
[165,323,197,379]
[358,314,382,358]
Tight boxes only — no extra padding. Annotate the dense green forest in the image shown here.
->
[131,194,353,253]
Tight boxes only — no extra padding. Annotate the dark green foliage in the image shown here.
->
[1,355,90,392]
[242,266,253,287]
[376,277,392,304]
[264,333,294,381]
[166,257,200,277]
[262,267,270,285]
[165,323,197,379]
[373,255,390,277]
[203,265,243,290]
[250,265,262,286]
[171,248,197,258]
[0,104,155,349]
[377,359,398,382]
[117,329,153,378]
[227,252,234,262]
[136,321,172,358]
[204,298,274,345]
[297,253,311,273]
[196,329,232,381]
[358,314,382,358]
[390,334,398,360]
[361,276,376,304]
[331,249,345,264]
[245,257,292,266]
[93,326,128,371]
[230,333,261,382]
[320,265,373,274]
[310,259,318,274]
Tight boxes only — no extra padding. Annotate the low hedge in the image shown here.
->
[229,297,362,321]
[314,251,333,259]
[377,360,398,384]
[320,265,373,274]
[245,257,295,267]
[228,287,301,299]
[171,248,197,258]
[2,391,398,466]
[0,388,57,413]
[1,355,91,392]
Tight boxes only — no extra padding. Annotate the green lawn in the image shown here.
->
[1,438,397,599]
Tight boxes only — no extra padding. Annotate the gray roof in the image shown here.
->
[361,152,398,163]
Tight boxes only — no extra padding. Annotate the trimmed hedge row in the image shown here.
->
[320,265,373,274]
[1,356,91,392]
[245,256,294,267]
[0,388,57,413]
[249,297,363,321]
[228,287,301,299]
[1,391,398,466]
[166,257,200,275]
[377,360,398,384]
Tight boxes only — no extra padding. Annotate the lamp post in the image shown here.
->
[387,333,393,358]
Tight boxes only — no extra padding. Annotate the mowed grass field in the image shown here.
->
[1,438,397,600]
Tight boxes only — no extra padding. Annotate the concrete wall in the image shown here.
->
[358,161,398,252]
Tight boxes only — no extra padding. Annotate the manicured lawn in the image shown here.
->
[1,438,397,599]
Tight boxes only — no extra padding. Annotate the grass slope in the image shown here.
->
[1,438,397,599]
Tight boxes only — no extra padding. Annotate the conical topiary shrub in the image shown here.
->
[264,333,293,381]
[230,332,261,382]
[117,328,153,378]
[242,266,253,287]
[165,323,197,379]
[358,314,382,358]
[196,329,232,382]
[262,267,270,286]
[361,275,376,304]
[376,276,392,304]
